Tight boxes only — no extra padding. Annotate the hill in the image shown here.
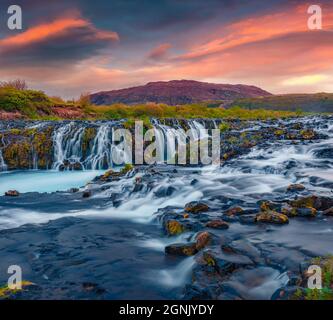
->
[90,80,272,105]
[231,93,333,113]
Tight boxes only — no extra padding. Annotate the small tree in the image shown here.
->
[77,92,91,107]
[0,79,27,90]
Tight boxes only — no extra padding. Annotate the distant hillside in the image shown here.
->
[90,80,272,105]
[231,93,333,113]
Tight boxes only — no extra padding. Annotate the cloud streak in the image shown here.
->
[0,11,119,66]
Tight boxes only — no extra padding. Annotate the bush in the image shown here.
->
[0,87,51,116]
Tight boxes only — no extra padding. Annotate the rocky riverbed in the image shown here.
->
[0,116,333,299]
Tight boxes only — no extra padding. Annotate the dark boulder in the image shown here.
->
[165,242,197,256]
[184,201,209,213]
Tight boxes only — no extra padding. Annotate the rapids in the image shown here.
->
[0,116,332,299]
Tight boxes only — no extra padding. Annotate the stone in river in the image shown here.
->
[165,242,197,256]
[206,219,229,229]
[287,184,305,192]
[5,190,19,197]
[184,201,209,213]
[195,231,212,250]
[255,211,289,224]
[164,219,184,235]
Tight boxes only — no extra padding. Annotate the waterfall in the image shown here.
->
[151,119,188,163]
[52,122,75,169]
[0,132,7,171]
[188,120,209,139]
[51,122,130,170]
[0,149,7,171]
[84,124,111,170]
[1,118,217,171]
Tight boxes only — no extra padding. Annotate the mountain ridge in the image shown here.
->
[90,80,272,105]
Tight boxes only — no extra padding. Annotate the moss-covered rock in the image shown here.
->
[255,210,289,224]
[3,141,31,169]
[164,219,184,235]
[82,127,96,157]
[184,201,209,213]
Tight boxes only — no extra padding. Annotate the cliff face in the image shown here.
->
[90,80,272,105]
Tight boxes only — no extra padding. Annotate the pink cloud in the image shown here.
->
[148,43,172,60]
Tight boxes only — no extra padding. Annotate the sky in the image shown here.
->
[0,0,333,99]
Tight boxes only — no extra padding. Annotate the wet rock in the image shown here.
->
[300,129,316,140]
[184,201,209,213]
[255,211,289,224]
[282,203,317,218]
[154,186,176,197]
[222,239,262,264]
[225,206,244,216]
[281,203,296,217]
[100,170,120,181]
[238,214,256,224]
[323,207,333,216]
[165,242,197,256]
[132,183,144,192]
[206,219,229,229]
[289,196,318,209]
[70,162,83,171]
[274,129,285,137]
[164,219,184,235]
[294,207,317,217]
[190,179,199,185]
[202,250,239,276]
[259,201,280,212]
[285,160,298,169]
[69,188,79,193]
[195,231,212,250]
[82,190,92,198]
[287,184,305,192]
[59,160,82,171]
[5,190,19,197]
[290,195,333,211]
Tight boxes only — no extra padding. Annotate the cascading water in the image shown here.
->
[52,122,76,169]
[0,132,7,171]
[84,124,111,169]
[51,121,131,170]
[0,149,7,171]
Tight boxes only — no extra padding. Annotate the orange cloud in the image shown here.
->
[0,14,119,51]
[174,3,333,61]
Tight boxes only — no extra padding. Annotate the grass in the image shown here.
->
[87,103,306,121]
[0,86,311,121]
[232,93,333,113]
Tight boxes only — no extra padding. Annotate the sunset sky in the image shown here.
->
[0,0,333,98]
